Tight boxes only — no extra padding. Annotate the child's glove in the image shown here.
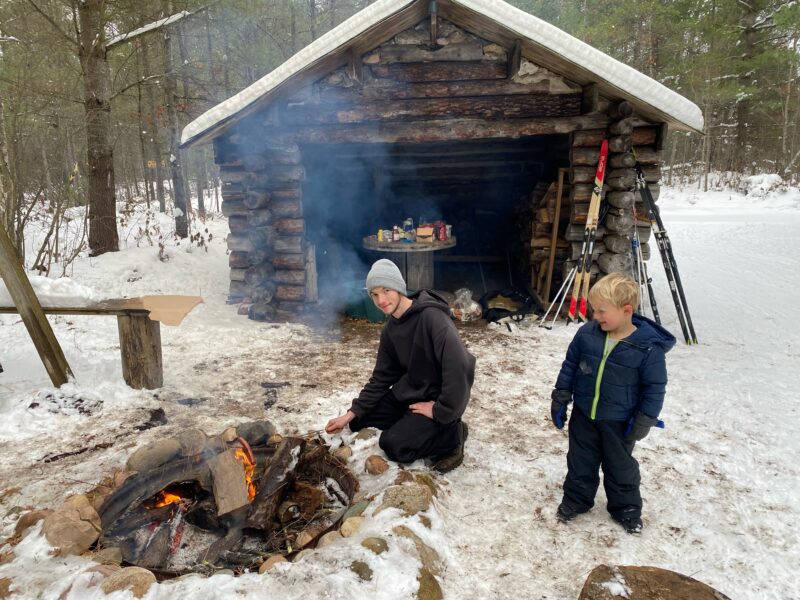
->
[550,389,572,429]
[624,411,659,441]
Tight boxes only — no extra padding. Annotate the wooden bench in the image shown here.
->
[0,296,201,390]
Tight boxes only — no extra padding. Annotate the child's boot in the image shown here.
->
[614,515,643,534]
[556,502,581,523]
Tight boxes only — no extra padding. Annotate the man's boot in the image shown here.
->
[432,421,469,473]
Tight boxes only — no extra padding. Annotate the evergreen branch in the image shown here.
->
[25,0,79,48]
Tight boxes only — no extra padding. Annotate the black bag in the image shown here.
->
[478,287,539,324]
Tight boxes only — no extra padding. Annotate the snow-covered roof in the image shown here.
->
[181,0,703,147]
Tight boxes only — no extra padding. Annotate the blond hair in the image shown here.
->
[588,272,640,310]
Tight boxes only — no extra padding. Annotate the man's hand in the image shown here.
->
[325,410,355,434]
[409,401,435,419]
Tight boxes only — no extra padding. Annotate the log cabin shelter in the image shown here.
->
[181,0,703,322]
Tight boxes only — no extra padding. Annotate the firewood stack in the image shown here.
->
[218,138,316,321]
[528,179,571,300]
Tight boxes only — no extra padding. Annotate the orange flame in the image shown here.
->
[234,448,256,502]
[151,491,183,508]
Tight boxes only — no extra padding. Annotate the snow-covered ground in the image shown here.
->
[1,181,799,599]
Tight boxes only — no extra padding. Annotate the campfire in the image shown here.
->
[96,422,358,576]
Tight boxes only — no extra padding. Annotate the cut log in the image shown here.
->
[267,166,305,185]
[245,262,276,287]
[219,168,248,183]
[284,94,581,124]
[274,236,303,254]
[229,280,250,300]
[268,115,609,144]
[271,199,303,219]
[608,118,635,135]
[632,147,660,165]
[598,251,632,274]
[606,191,635,209]
[571,129,606,147]
[246,437,305,529]
[272,269,306,285]
[604,213,635,234]
[632,126,658,145]
[229,252,253,269]
[244,191,271,210]
[608,153,636,169]
[570,241,605,260]
[640,164,662,183]
[274,219,305,235]
[569,166,596,184]
[248,301,276,322]
[305,244,318,303]
[606,170,636,190]
[228,215,250,233]
[603,234,633,254]
[607,101,634,120]
[247,208,273,228]
[370,61,507,82]
[377,42,500,63]
[230,268,246,282]
[275,285,305,302]
[608,136,631,153]
[569,184,595,203]
[251,282,277,303]
[208,450,250,516]
[270,188,302,202]
[241,154,269,171]
[566,223,606,241]
[570,146,602,167]
[272,254,306,270]
[117,315,162,390]
[221,199,249,218]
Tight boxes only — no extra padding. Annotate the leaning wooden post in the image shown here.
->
[117,313,163,389]
[0,224,73,386]
[543,168,567,301]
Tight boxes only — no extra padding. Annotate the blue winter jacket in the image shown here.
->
[554,314,676,421]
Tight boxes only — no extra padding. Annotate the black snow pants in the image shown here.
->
[562,406,642,520]
[349,391,461,463]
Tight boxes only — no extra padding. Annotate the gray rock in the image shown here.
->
[14,509,53,538]
[361,537,388,555]
[177,429,208,456]
[350,560,373,581]
[579,565,733,600]
[342,500,370,521]
[378,484,432,516]
[392,525,443,576]
[316,531,342,548]
[126,438,181,472]
[354,428,378,441]
[100,567,156,598]
[237,420,277,445]
[365,455,389,475]
[417,567,443,600]
[42,495,101,556]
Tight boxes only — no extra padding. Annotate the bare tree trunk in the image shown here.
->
[136,47,153,208]
[308,0,317,41]
[163,0,188,238]
[736,1,758,173]
[0,95,21,258]
[78,0,119,256]
[140,41,166,212]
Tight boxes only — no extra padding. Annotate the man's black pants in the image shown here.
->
[562,406,642,520]
[349,391,461,463]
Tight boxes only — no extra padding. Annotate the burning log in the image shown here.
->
[96,424,358,575]
[246,437,305,529]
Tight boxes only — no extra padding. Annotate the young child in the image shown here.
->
[550,272,676,534]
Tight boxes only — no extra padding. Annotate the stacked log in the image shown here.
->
[529,177,571,301]
[595,102,659,283]
[564,126,609,285]
[217,136,313,320]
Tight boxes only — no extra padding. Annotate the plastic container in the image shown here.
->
[344,281,387,323]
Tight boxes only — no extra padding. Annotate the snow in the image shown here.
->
[106,11,191,49]
[180,0,702,147]
[0,275,100,307]
[1,181,799,599]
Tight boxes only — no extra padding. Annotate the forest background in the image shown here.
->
[0,0,798,266]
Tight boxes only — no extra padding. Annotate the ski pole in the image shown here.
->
[538,265,575,327]
[545,266,577,330]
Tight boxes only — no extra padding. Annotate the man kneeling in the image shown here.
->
[325,259,476,473]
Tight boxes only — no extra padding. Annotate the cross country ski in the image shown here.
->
[568,139,609,323]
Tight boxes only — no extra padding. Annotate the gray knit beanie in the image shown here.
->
[365,259,407,295]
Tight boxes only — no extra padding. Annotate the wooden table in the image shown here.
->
[363,236,456,291]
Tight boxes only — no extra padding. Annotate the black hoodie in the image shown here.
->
[349,290,476,424]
